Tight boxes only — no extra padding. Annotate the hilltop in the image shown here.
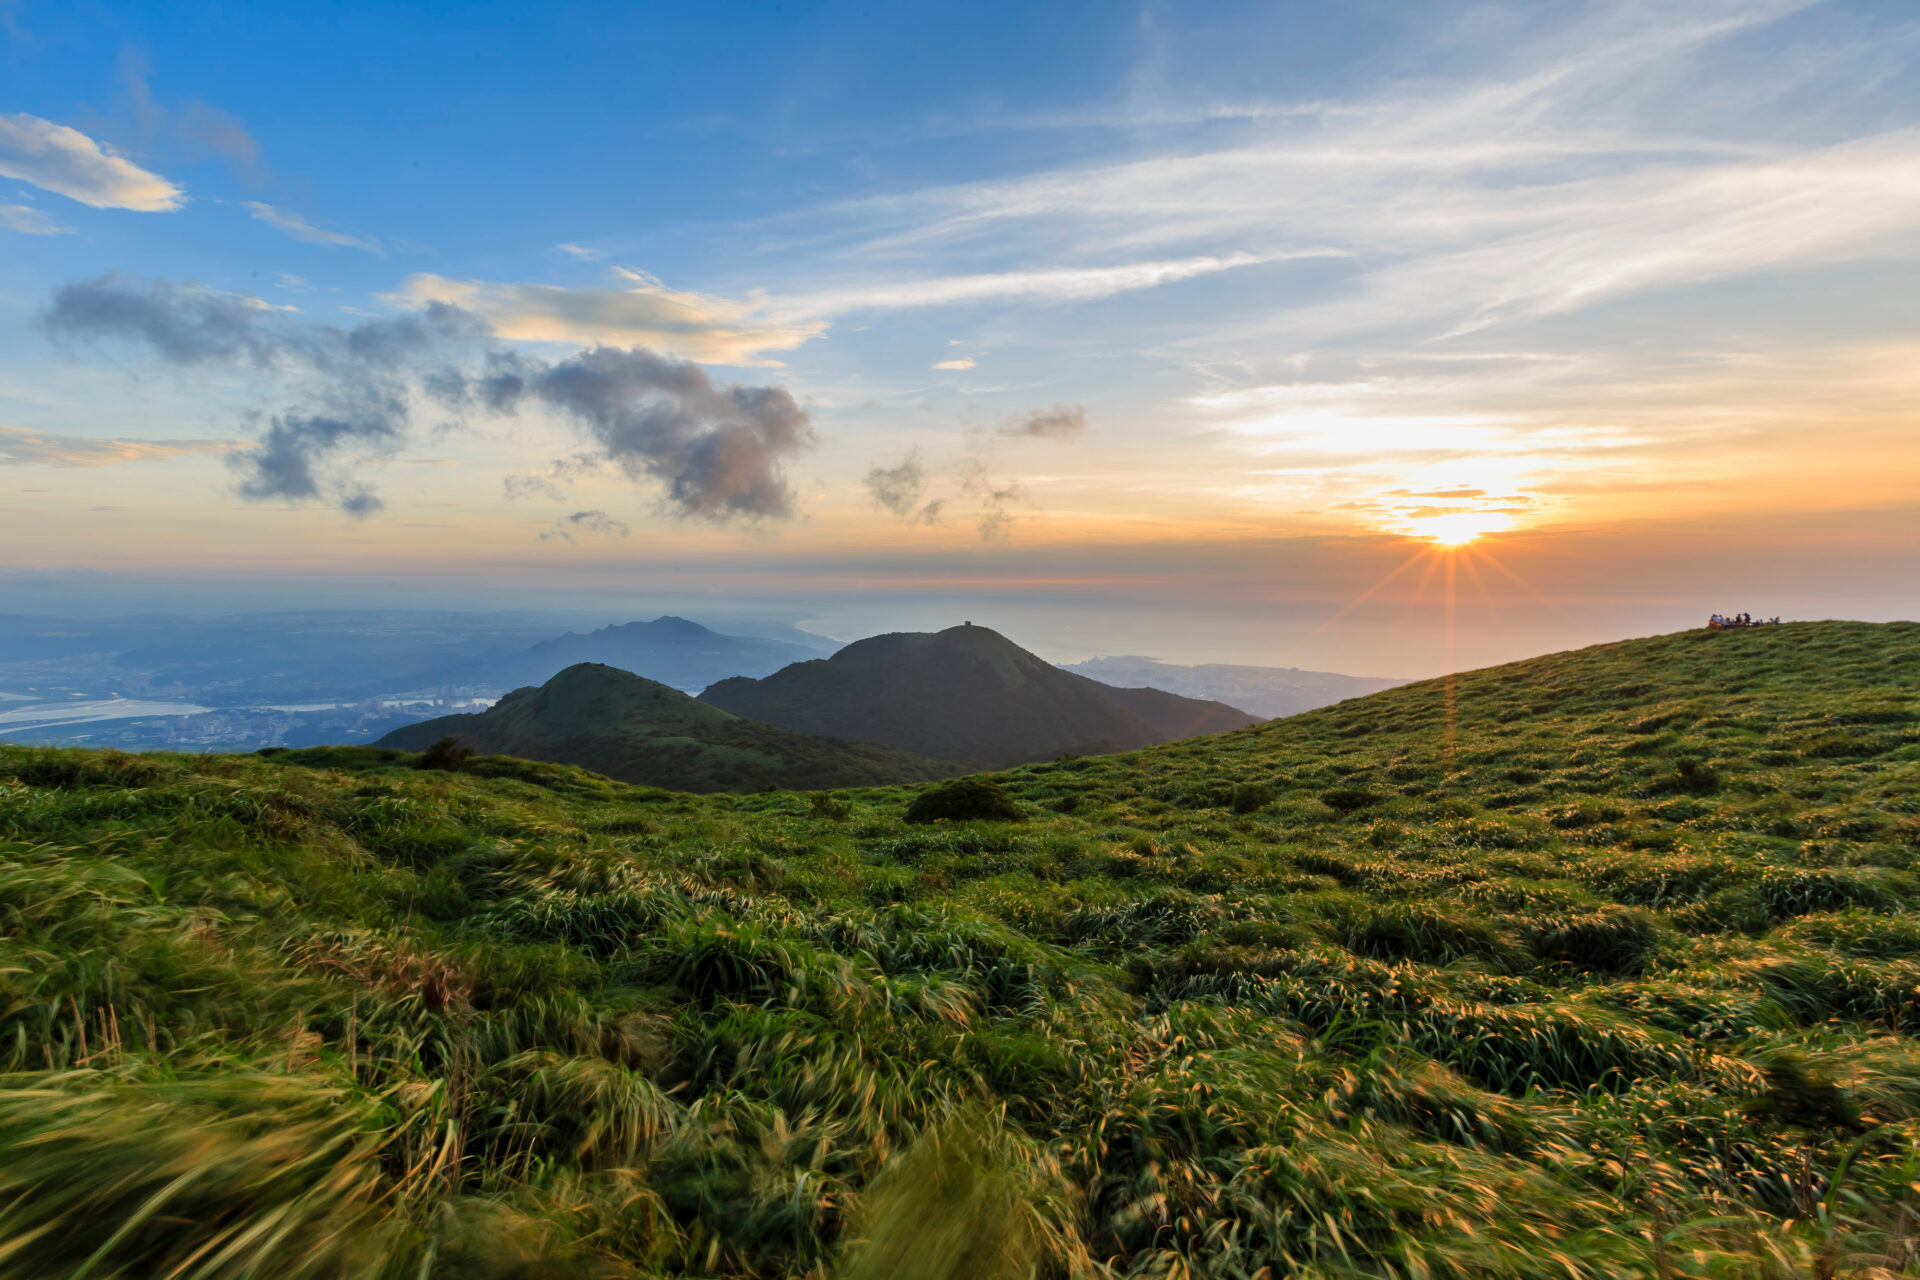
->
[3,621,1918,1277]
[701,622,1262,767]
[377,662,954,791]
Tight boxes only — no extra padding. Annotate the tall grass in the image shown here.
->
[2,620,1919,1275]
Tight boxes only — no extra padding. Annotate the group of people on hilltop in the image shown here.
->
[1708,612,1781,628]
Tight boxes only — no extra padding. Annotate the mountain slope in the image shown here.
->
[1062,653,1407,718]
[378,662,953,791]
[490,615,829,691]
[5,622,1920,1277]
[699,622,1259,767]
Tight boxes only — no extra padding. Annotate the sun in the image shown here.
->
[1402,510,1513,546]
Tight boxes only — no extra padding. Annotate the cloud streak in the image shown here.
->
[0,424,231,467]
[245,202,381,253]
[397,272,823,366]
[0,113,183,211]
[0,203,67,235]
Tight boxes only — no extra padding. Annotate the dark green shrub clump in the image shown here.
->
[904,777,1025,824]
[418,736,475,772]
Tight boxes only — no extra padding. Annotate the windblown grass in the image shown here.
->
[2,620,1919,1276]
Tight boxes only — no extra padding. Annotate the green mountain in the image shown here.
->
[4,621,1919,1278]
[701,622,1263,767]
[378,661,953,791]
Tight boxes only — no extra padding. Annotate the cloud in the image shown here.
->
[42,275,488,512]
[473,346,813,519]
[784,252,1291,315]
[933,358,975,370]
[118,50,265,185]
[244,202,381,253]
[554,243,599,259]
[864,449,943,524]
[958,459,1024,541]
[0,112,183,211]
[0,203,67,235]
[0,424,231,467]
[998,404,1086,439]
[41,273,814,521]
[175,100,263,181]
[395,273,824,366]
[539,509,631,541]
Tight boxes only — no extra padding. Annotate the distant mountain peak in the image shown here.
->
[704,625,1260,768]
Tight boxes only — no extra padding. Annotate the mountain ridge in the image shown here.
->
[700,622,1262,768]
[378,661,955,791]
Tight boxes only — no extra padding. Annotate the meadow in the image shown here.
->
[3,620,1918,1278]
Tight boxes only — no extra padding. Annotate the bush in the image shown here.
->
[905,777,1025,825]
[1230,782,1273,815]
[808,791,852,820]
[418,736,475,772]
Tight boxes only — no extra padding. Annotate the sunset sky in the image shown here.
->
[3,0,1917,675]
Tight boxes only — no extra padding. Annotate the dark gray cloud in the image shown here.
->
[539,509,631,542]
[477,347,812,519]
[998,403,1086,439]
[39,274,811,520]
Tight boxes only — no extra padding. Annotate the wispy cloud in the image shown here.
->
[0,112,183,211]
[932,358,974,370]
[779,252,1292,316]
[394,272,824,367]
[244,202,382,253]
[539,508,630,541]
[0,203,68,235]
[998,404,1085,439]
[0,424,230,467]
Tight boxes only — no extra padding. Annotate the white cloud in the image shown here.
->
[555,242,600,259]
[0,203,68,235]
[765,3,1918,354]
[0,425,231,467]
[244,202,382,253]
[781,252,1294,316]
[933,358,975,370]
[392,272,826,366]
[0,113,183,211]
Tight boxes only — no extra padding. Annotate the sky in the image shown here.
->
[2,0,1918,676]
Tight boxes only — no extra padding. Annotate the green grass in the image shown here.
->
[3,620,1919,1277]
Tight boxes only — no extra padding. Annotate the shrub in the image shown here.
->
[905,777,1025,825]
[418,736,475,772]
[807,791,853,820]
[1230,782,1273,815]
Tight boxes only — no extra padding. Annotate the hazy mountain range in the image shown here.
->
[1061,655,1407,719]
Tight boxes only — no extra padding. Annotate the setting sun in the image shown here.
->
[1400,511,1514,546]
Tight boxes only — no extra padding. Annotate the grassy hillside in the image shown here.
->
[379,662,956,792]
[702,623,1260,768]
[2,621,1918,1278]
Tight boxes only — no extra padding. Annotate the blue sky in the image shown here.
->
[3,0,1919,672]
